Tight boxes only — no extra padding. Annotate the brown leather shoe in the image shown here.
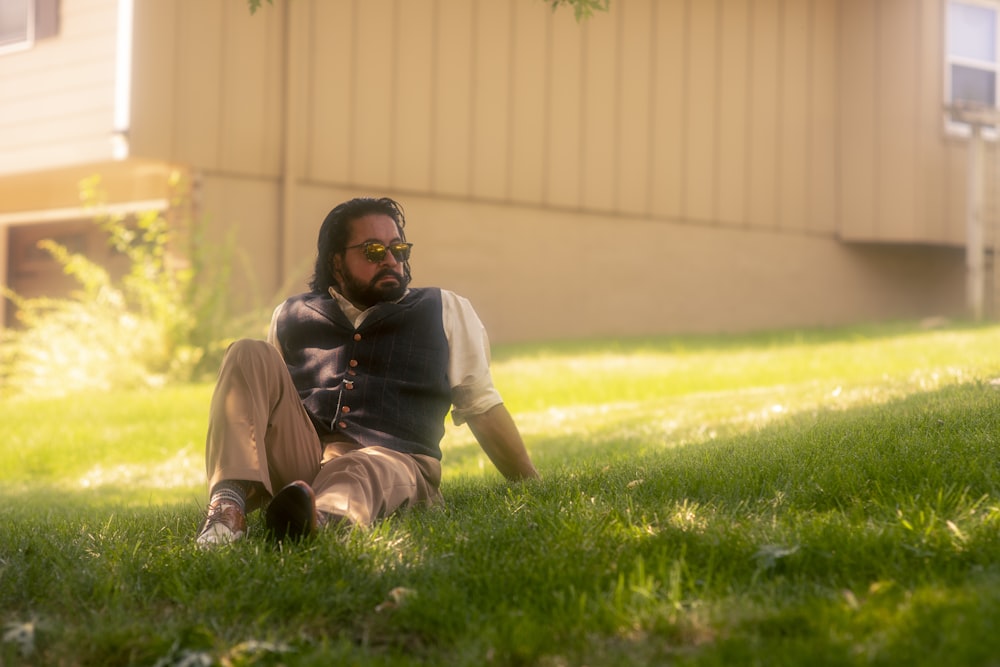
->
[196,502,247,546]
[266,481,319,541]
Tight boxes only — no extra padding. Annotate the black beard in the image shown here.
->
[341,269,408,309]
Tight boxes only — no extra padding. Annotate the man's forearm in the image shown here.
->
[466,404,540,481]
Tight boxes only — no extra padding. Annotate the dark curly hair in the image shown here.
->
[309,197,411,293]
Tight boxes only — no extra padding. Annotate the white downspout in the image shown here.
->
[112,0,134,160]
[967,123,985,321]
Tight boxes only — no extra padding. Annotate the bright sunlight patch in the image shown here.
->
[76,446,202,490]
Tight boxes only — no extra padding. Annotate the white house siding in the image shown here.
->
[0,0,120,175]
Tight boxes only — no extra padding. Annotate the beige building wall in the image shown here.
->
[839,0,968,245]
[274,0,974,340]
[0,0,990,342]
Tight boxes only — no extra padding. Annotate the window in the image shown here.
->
[946,1,1000,129]
[0,0,58,54]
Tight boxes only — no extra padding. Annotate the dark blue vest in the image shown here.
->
[275,288,451,459]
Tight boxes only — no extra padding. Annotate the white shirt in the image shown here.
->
[267,287,503,425]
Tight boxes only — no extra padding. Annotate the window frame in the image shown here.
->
[944,0,1000,137]
[0,0,58,56]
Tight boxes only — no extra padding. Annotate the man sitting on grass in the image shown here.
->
[197,197,539,545]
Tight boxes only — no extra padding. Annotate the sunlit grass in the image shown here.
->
[5,322,997,494]
[442,322,1000,476]
[3,320,1000,665]
[0,384,211,505]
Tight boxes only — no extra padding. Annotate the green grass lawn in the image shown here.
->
[2,321,1000,666]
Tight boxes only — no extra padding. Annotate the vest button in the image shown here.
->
[353,333,362,341]
[341,406,350,414]
[349,359,359,367]
[344,380,354,389]
[337,421,347,429]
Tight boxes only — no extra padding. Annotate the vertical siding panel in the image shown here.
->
[747,0,780,228]
[218,2,279,174]
[393,0,435,192]
[617,0,653,215]
[838,0,877,238]
[778,0,810,231]
[352,0,395,187]
[308,0,354,184]
[917,0,949,241]
[946,142,966,245]
[471,0,512,200]
[649,0,686,219]
[174,1,222,166]
[717,0,750,226]
[131,1,177,161]
[432,0,474,196]
[809,0,838,235]
[508,0,548,204]
[262,7,285,173]
[546,9,584,208]
[876,0,919,240]
[580,13,617,211]
[684,0,718,222]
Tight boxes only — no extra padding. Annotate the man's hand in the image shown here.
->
[466,404,540,481]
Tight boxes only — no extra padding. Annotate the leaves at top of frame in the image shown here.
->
[548,0,611,21]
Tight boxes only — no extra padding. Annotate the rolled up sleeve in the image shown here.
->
[266,302,286,360]
[442,290,503,425]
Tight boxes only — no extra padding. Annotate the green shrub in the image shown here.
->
[0,173,246,398]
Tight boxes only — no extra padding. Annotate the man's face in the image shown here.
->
[332,213,409,309]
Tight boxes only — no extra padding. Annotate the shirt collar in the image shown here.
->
[328,286,409,328]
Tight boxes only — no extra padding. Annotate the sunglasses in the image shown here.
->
[344,241,413,263]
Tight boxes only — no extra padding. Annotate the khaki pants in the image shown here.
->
[206,339,442,526]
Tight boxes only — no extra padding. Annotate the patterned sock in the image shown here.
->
[208,480,248,514]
